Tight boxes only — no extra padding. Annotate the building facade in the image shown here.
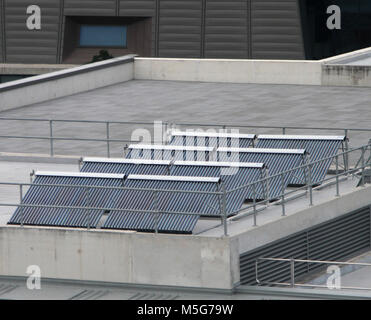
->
[0,0,370,64]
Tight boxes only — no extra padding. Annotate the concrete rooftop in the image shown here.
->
[0,80,370,158]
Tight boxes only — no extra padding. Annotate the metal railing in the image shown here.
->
[2,181,225,233]
[255,257,371,291]
[226,143,371,225]
[0,117,371,158]
[1,142,370,236]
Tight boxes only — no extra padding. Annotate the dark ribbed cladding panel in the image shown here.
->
[158,0,202,58]
[240,206,371,285]
[256,138,344,185]
[0,0,4,62]
[103,178,220,233]
[81,161,170,175]
[64,0,116,16]
[171,164,264,216]
[119,0,155,16]
[250,0,305,59]
[4,0,61,63]
[217,151,305,200]
[204,0,248,59]
[8,175,124,228]
[169,136,254,148]
[119,0,155,54]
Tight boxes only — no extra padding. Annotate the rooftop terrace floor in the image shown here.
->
[0,80,369,157]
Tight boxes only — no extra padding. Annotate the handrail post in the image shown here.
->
[253,182,257,226]
[49,120,54,157]
[222,183,228,237]
[255,259,261,285]
[20,184,24,227]
[308,164,313,206]
[281,173,286,216]
[86,187,90,230]
[106,122,110,158]
[290,258,295,288]
[336,154,340,197]
[361,146,365,187]
[344,129,349,171]
[154,191,159,234]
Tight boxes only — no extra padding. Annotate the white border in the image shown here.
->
[173,161,264,168]
[171,130,256,139]
[128,144,215,152]
[258,135,346,141]
[217,147,306,154]
[83,157,171,166]
[127,175,220,183]
[35,171,125,179]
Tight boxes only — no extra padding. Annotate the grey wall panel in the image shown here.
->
[251,0,305,59]
[4,0,61,64]
[119,0,155,17]
[204,0,248,59]
[240,206,371,285]
[119,0,155,57]
[158,0,202,58]
[64,0,116,16]
[0,0,4,62]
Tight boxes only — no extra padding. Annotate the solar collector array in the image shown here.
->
[169,131,256,148]
[256,135,346,185]
[102,175,221,233]
[8,172,125,228]
[217,148,306,200]
[81,158,171,175]
[170,161,265,215]
[126,144,215,161]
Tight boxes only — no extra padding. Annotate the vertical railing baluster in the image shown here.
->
[281,173,286,216]
[106,122,110,158]
[253,182,257,226]
[49,120,54,157]
[336,155,340,197]
[20,184,24,227]
[308,164,313,206]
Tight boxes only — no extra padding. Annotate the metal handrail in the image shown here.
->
[0,142,370,235]
[255,257,371,291]
[0,117,370,158]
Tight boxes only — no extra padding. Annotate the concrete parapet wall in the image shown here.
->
[0,55,135,112]
[0,227,238,290]
[322,65,371,87]
[134,58,323,86]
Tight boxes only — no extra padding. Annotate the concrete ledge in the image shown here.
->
[0,152,81,164]
[235,184,371,254]
[0,55,135,111]
[0,64,77,76]
[322,65,371,87]
[0,226,238,290]
[134,58,322,86]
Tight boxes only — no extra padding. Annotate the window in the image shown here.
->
[79,25,127,48]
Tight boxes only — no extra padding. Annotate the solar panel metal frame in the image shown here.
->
[169,130,256,148]
[126,144,215,161]
[171,161,266,216]
[8,172,125,228]
[216,148,307,200]
[102,174,222,234]
[256,135,346,185]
